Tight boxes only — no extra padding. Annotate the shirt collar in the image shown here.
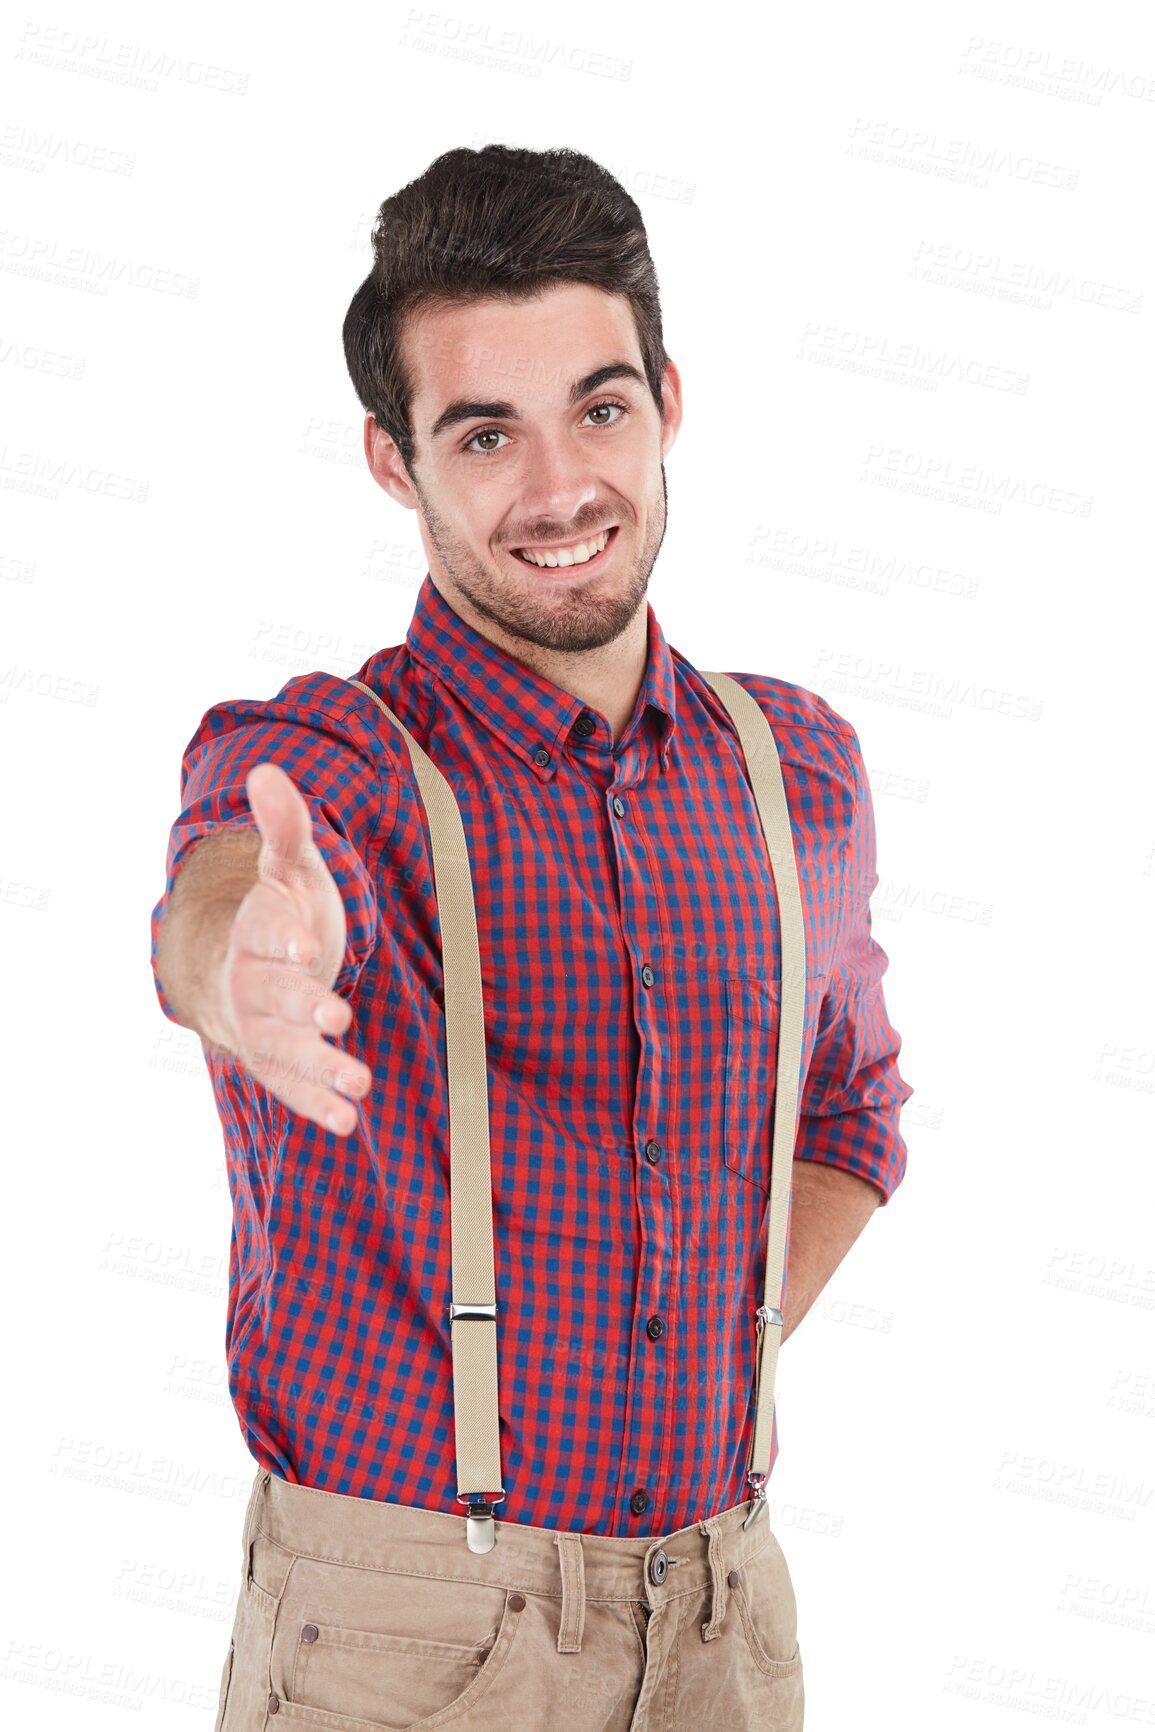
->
[401,573,678,779]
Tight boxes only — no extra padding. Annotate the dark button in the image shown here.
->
[630,1489,650,1515]
[646,1315,665,1340]
[649,1549,669,1585]
[533,747,551,766]
[301,1623,318,1643]
[612,795,626,817]
[644,1140,662,1164]
[641,964,654,987]
[728,1569,741,1589]
[573,712,595,738]
[507,1592,526,1612]
[267,1694,281,1715]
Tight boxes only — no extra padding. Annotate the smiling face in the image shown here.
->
[365,281,682,656]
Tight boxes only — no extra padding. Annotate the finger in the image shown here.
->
[233,1023,373,1131]
[311,993,354,1036]
[227,950,366,1079]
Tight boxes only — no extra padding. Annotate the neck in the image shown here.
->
[509,630,647,747]
[437,578,649,747]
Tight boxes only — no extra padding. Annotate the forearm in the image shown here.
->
[781,1158,882,1343]
[154,827,262,1045]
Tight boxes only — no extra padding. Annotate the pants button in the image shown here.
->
[649,1549,668,1585]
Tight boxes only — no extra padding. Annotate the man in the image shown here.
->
[152,144,913,1731]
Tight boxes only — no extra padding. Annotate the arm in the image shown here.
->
[783,712,914,1338]
[781,1161,880,1343]
[150,684,385,1031]
[149,683,388,1130]
[153,824,262,1046]
[152,760,374,1131]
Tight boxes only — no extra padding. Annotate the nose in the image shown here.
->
[516,434,600,534]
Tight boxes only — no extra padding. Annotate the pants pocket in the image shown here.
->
[290,1612,505,1726]
[269,1559,526,1730]
[731,1526,804,1677]
[219,1572,279,1729]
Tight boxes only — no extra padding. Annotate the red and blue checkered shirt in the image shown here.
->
[150,573,913,1535]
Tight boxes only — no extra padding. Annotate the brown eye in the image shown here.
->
[587,401,627,426]
[463,427,509,455]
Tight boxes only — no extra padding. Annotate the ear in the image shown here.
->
[364,416,419,510]
[658,359,683,461]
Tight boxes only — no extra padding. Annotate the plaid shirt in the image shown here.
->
[150,573,913,1535]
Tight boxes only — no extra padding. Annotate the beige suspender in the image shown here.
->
[346,670,805,1552]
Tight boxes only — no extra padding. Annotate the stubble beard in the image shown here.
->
[410,466,669,656]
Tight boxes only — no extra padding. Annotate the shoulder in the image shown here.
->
[179,667,411,779]
[690,665,863,786]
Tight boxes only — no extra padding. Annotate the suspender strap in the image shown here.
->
[346,669,805,1547]
[700,672,806,1526]
[347,679,505,1549]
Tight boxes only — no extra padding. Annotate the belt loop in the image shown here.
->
[242,1468,270,1587]
[698,1516,728,1641]
[553,1532,586,1653]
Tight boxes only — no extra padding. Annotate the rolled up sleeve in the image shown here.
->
[150,677,385,1026]
[794,716,914,1204]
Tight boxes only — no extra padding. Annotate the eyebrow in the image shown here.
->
[428,362,649,442]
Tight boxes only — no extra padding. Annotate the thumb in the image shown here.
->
[245,761,324,893]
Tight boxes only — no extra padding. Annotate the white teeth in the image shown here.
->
[516,529,611,568]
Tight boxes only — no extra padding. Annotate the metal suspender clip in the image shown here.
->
[743,1474,768,1528]
[743,1304,784,1528]
[457,1491,506,1552]
[448,1302,505,1550]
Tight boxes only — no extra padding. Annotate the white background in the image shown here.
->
[2,2,1153,1728]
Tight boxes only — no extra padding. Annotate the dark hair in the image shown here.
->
[342,145,669,474]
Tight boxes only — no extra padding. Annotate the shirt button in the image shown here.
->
[641,964,654,988]
[533,747,551,766]
[728,1569,741,1589]
[644,1140,662,1164]
[646,1315,665,1340]
[573,712,595,738]
[649,1549,669,1585]
[301,1623,319,1643]
[507,1592,526,1612]
[630,1489,650,1515]
[267,1693,281,1714]
[612,795,627,816]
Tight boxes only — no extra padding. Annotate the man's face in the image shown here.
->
[366,282,682,655]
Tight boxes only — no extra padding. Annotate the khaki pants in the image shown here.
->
[215,1467,804,1730]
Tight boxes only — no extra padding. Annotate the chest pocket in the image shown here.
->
[723,977,778,1195]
